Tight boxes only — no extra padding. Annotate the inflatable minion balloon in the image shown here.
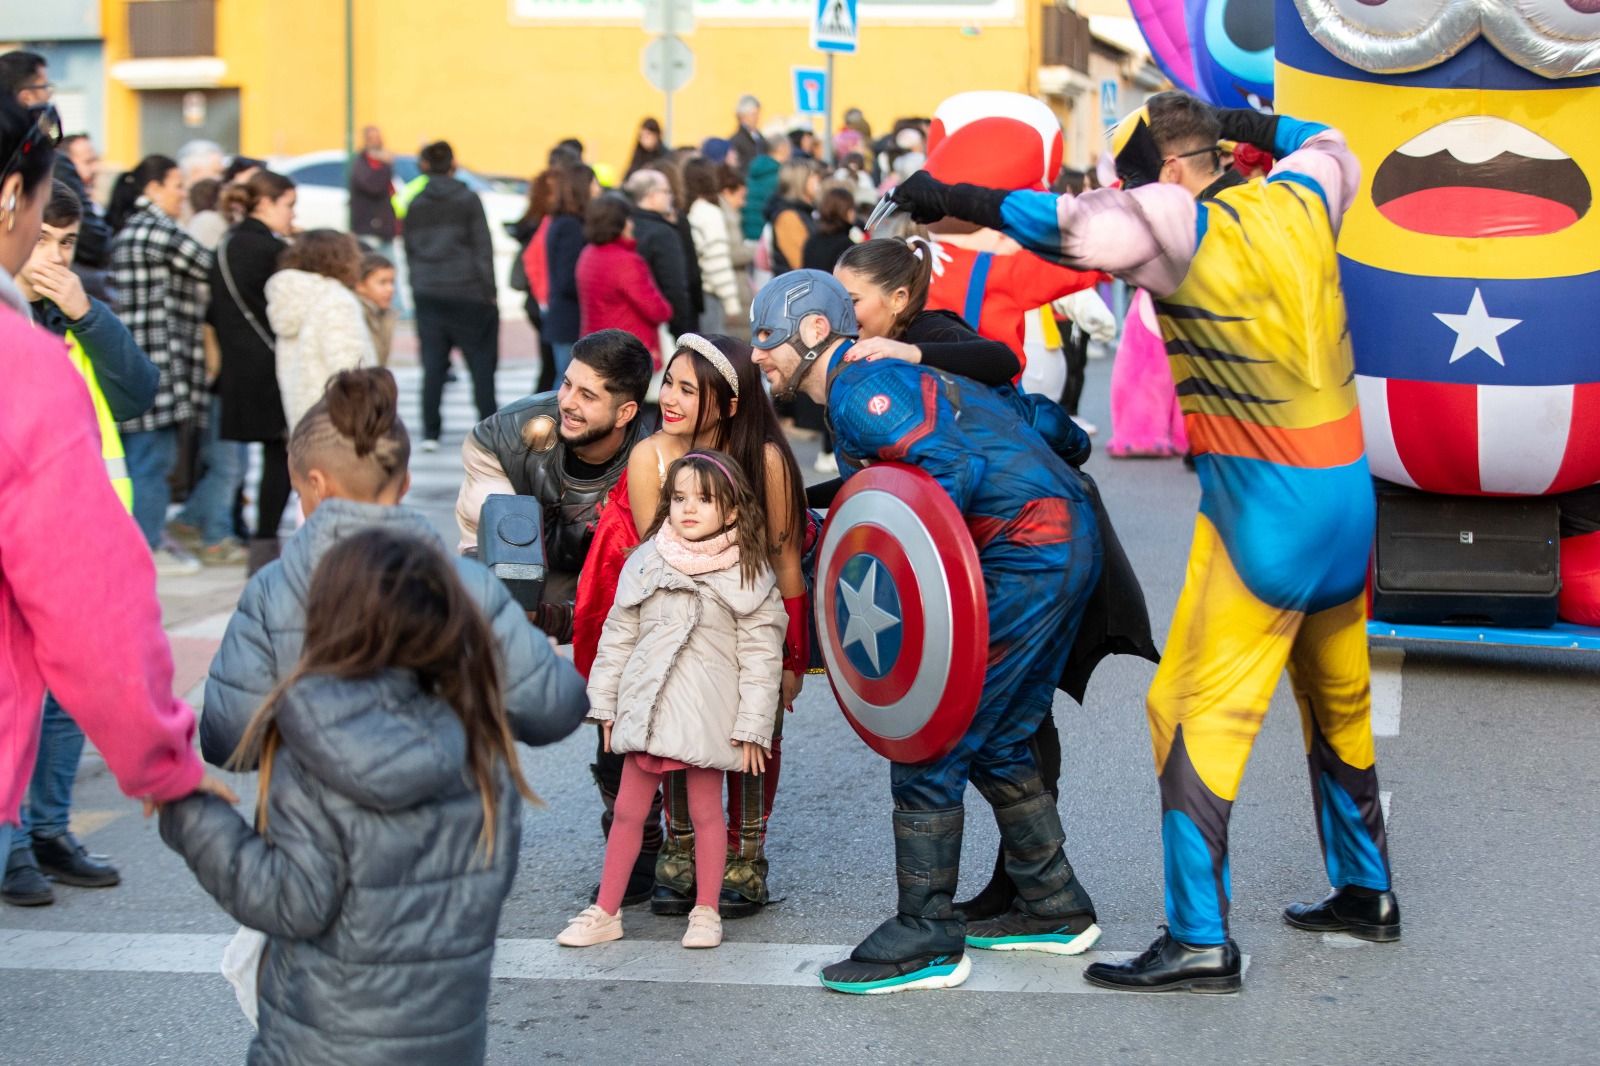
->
[1133,0,1277,108]
[1276,0,1600,623]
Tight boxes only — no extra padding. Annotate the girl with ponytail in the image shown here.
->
[802,236,1027,509]
[197,367,587,816]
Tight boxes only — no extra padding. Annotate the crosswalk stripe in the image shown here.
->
[0,929,1248,996]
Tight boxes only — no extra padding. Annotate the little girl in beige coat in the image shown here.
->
[559,450,785,951]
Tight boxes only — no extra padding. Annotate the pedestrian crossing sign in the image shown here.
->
[811,0,858,54]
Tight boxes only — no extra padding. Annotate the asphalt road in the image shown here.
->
[3,359,1597,1065]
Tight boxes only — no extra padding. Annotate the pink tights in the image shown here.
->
[597,756,725,914]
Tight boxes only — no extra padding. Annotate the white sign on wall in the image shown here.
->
[510,0,1016,23]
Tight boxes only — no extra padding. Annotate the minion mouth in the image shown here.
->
[1371,116,1591,238]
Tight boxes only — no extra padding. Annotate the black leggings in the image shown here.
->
[255,439,291,539]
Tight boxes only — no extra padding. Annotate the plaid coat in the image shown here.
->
[111,200,214,432]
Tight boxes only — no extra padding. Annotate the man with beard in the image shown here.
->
[456,328,653,637]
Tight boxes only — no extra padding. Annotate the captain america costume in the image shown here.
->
[826,345,1102,809]
[818,340,1105,992]
[882,100,1399,981]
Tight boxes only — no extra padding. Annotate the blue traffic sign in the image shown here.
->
[812,0,858,55]
[794,67,828,115]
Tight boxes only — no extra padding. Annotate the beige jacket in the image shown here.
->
[587,540,785,771]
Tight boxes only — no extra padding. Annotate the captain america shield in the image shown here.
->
[815,463,989,764]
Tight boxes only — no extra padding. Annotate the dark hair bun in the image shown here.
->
[323,368,399,458]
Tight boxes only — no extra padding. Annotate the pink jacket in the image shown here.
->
[0,273,203,824]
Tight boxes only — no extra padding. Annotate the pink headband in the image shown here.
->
[686,451,737,487]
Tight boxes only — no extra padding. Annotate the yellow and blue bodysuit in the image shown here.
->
[986,114,1392,945]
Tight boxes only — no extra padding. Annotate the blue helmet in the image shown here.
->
[749,269,859,350]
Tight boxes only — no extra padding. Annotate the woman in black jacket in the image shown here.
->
[625,117,672,178]
[541,163,593,382]
[208,170,296,570]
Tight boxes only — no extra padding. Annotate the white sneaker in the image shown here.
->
[152,547,202,577]
[813,452,839,474]
[1070,416,1099,437]
[420,439,440,453]
[681,905,722,949]
[557,904,623,947]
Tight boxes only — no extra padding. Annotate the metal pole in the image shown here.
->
[825,52,835,167]
[344,0,354,159]
[662,4,675,150]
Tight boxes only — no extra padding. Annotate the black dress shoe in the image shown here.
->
[2,850,54,907]
[650,883,693,916]
[1284,886,1401,942]
[1083,927,1241,993]
[32,833,120,889]
[718,887,763,919]
[587,871,655,909]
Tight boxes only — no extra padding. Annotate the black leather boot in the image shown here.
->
[31,833,119,888]
[955,719,1062,922]
[2,848,54,907]
[1083,927,1242,993]
[1284,886,1401,942]
[954,846,1013,922]
[820,807,970,994]
[965,777,1099,955]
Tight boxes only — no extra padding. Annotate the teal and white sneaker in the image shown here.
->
[965,909,1101,955]
[819,952,973,995]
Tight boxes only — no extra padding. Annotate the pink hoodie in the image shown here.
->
[0,272,203,824]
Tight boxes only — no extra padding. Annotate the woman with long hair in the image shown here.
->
[160,527,539,1064]
[109,154,216,573]
[683,157,742,335]
[572,333,808,917]
[540,163,594,382]
[625,117,672,178]
[799,236,1023,507]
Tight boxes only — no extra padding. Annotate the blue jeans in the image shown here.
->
[122,426,180,549]
[177,397,245,545]
[551,341,576,383]
[10,694,84,855]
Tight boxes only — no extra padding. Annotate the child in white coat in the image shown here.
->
[267,229,375,428]
[558,450,786,951]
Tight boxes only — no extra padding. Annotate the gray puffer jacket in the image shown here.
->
[201,499,586,768]
[161,671,519,1065]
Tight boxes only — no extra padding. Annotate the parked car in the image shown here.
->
[271,151,528,319]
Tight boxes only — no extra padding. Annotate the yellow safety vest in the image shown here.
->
[64,332,134,513]
[392,174,429,221]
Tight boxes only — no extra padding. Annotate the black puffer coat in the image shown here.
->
[162,670,519,1065]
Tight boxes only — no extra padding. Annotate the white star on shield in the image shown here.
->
[839,560,900,673]
[1433,288,1521,367]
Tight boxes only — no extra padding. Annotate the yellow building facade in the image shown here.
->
[101,0,1055,178]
